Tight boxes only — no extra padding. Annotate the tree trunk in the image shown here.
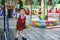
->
[41,0,44,15]
[19,0,23,8]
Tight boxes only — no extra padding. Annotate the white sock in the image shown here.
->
[22,35,26,38]
[16,34,19,38]
[22,35,25,37]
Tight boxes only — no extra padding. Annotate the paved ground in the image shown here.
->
[0,16,60,40]
[1,27,60,40]
[0,16,5,40]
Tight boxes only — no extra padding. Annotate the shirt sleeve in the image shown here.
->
[17,13,20,18]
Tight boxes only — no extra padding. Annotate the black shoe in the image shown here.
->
[15,38,18,40]
[22,37,27,40]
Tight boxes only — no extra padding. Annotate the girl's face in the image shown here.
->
[20,10,25,15]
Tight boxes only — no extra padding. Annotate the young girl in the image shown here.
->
[26,8,30,15]
[15,8,26,40]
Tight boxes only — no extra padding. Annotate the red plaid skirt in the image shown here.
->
[16,15,26,31]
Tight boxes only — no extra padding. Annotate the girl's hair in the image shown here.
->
[20,8,25,11]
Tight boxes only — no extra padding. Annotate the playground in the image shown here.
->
[0,0,60,40]
[3,0,60,28]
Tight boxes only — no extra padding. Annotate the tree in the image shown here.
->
[33,0,37,8]
[0,0,2,6]
[40,0,48,20]
[55,0,59,4]
[22,0,25,8]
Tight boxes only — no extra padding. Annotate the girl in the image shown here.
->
[15,8,26,40]
[26,8,30,15]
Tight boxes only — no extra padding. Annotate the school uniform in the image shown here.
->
[16,15,26,31]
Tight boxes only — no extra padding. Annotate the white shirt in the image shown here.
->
[21,15,26,18]
[17,13,20,18]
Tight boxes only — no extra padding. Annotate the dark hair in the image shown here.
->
[20,8,25,11]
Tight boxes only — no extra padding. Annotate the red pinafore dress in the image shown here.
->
[16,15,26,31]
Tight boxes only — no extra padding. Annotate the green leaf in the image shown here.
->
[22,0,25,2]
[55,0,59,4]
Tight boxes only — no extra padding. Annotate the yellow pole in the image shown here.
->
[41,0,44,15]
[5,5,8,16]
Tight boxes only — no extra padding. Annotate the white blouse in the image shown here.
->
[21,15,26,18]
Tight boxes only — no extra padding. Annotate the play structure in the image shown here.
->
[32,20,58,27]
[21,0,60,28]
[31,11,59,27]
[31,16,58,27]
[29,0,59,28]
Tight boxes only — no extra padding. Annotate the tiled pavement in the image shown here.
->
[4,27,60,40]
[0,16,60,40]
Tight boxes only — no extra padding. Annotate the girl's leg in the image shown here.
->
[15,31,20,40]
[20,29,27,40]
[20,30,25,37]
[16,31,20,38]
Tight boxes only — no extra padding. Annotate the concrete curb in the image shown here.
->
[46,25,60,29]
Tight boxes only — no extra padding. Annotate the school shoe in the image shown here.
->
[22,37,27,40]
[15,38,18,40]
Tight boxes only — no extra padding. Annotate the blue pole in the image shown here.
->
[5,0,10,40]
[5,16,10,40]
[4,0,6,32]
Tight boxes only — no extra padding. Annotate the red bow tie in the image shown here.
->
[22,17,24,23]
